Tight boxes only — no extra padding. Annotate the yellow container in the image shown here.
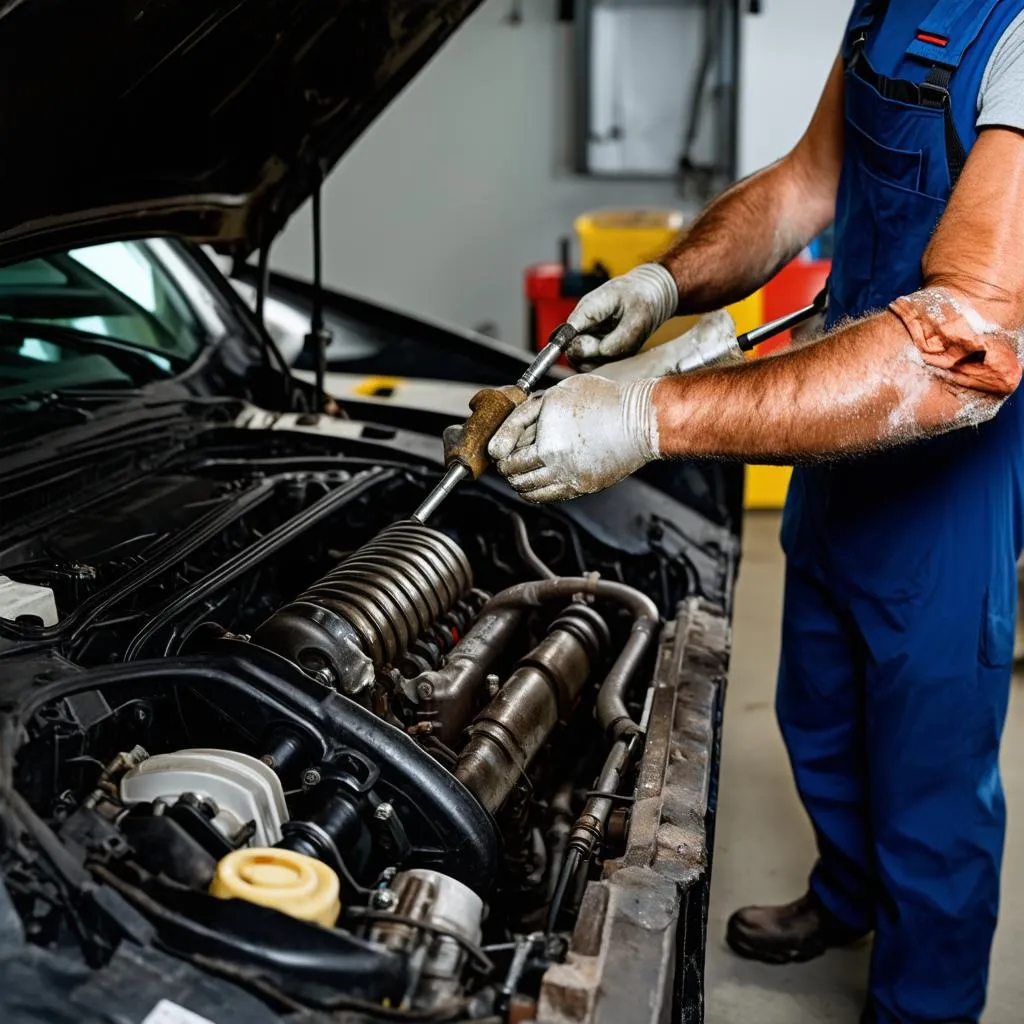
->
[574,207,789,509]
[210,847,341,927]
[576,208,686,278]
[574,208,763,344]
[745,465,793,509]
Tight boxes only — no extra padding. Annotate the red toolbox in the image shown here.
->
[525,254,608,353]
[758,258,831,355]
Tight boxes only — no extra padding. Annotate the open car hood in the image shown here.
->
[0,0,482,265]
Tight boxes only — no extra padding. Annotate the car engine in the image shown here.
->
[0,430,724,1021]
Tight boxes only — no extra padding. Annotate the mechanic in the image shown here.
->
[490,2,1024,1022]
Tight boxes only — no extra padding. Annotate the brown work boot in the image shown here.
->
[726,890,866,965]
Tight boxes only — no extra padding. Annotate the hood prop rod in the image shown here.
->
[306,168,332,413]
[254,232,298,411]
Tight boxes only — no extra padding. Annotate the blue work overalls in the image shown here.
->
[776,1,1024,1020]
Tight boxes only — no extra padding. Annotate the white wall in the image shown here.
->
[738,0,851,175]
[273,0,854,346]
[272,0,683,348]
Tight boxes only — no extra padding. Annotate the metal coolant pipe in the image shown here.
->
[546,735,633,933]
[455,603,609,813]
[482,577,660,740]
[450,577,659,813]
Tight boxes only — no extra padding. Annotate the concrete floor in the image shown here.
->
[705,512,1024,1024]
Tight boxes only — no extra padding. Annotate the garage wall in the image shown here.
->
[738,0,851,176]
[273,0,854,348]
[272,1,685,348]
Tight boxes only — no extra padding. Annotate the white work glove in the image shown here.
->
[488,375,661,503]
[594,309,741,383]
[567,263,680,369]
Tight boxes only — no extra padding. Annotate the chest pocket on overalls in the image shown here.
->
[841,75,949,312]
[847,120,924,192]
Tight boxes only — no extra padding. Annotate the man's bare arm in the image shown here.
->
[651,128,1024,463]
[659,57,845,313]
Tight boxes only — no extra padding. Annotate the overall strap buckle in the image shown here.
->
[847,31,868,71]
[918,70,951,109]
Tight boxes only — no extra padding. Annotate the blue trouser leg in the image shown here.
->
[853,579,1012,1024]
[775,560,874,935]
[778,539,1015,1022]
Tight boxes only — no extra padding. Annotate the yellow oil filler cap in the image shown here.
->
[210,848,341,927]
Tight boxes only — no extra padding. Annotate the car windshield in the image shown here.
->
[0,239,225,399]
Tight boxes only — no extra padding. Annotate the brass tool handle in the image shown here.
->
[441,385,529,481]
[412,323,578,523]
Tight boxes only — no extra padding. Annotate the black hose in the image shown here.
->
[509,512,556,579]
[89,865,409,1001]
[310,174,328,413]
[546,848,581,934]
[254,237,298,409]
[124,468,393,660]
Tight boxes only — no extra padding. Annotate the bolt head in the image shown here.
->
[374,802,394,822]
[301,768,322,788]
[312,667,336,689]
[371,889,396,910]
[416,680,434,700]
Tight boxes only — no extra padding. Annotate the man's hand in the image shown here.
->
[488,375,661,503]
[566,264,679,368]
[595,309,739,383]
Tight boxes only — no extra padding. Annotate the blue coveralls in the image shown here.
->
[776,1,1024,1020]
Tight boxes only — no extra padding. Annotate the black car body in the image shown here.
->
[0,4,740,1022]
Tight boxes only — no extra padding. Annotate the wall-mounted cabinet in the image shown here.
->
[575,0,740,196]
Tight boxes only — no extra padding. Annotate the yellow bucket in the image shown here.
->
[576,208,686,278]
[574,208,762,344]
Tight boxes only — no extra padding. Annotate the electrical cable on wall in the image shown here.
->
[677,0,726,201]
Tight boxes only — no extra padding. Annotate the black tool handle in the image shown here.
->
[737,288,828,352]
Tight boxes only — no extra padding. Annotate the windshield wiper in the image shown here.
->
[0,318,189,380]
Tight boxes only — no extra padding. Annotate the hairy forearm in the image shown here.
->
[658,160,824,314]
[658,57,844,315]
[653,129,1024,463]
[652,301,1023,463]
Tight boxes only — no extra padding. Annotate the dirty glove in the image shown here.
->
[595,309,740,383]
[566,263,680,368]
[488,374,661,503]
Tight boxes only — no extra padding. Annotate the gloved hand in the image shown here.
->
[488,374,661,503]
[566,263,680,369]
[594,309,740,383]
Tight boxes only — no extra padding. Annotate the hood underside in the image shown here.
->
[0,0,482,265]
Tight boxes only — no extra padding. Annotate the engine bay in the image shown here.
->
[0,428,731,1022]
